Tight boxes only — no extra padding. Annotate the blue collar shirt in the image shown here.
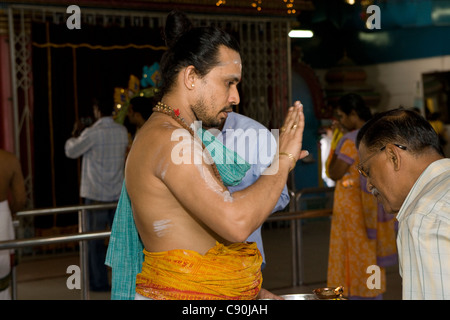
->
[218,112,290,267]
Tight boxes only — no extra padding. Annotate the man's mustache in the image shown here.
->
[220,106,234,113]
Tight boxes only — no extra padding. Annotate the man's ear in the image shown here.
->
[386,144,401,171]
[183,66,197,90]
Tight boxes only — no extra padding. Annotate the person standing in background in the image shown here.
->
[124,96,156,156]
[218,111,290,270]
[217,111,290,299]
[65,96,128,291]
[327,93,397,299]
[127,96,156,135]
[428,112,448,156]
[0,149,26,299]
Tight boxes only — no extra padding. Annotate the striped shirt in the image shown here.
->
[65,117,128,201]
[396,158,450,300]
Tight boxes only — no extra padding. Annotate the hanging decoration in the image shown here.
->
[252,0,263,11]
[114,63,161,124]
[141,62,162,88]
[252,0,297,14]
[216,0,297,14]
[32,42,166,51]
[284,0,296,14]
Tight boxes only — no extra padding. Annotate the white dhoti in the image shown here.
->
[0,200,14,300]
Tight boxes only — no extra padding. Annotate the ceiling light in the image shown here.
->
[288,30,313,38]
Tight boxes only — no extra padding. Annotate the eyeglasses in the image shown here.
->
[357,144,407,178]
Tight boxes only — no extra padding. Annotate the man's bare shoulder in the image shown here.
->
[131,114,188,155]
[126,114,192,179]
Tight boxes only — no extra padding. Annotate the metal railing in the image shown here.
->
[0,203,117,300]
[267,187,334,286]
[0,187,334,299]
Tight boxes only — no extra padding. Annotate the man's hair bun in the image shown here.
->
[163,10,193,49]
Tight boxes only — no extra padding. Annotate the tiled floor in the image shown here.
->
[11,217,402,300]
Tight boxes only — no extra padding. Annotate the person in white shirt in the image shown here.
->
[356,108,449,300]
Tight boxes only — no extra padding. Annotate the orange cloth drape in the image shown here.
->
[136,242,262,300]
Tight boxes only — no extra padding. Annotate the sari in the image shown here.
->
[327,130,397,299]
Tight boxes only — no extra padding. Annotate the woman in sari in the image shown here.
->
[327,94,397,299]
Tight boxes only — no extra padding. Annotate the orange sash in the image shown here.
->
[135,242,262,300]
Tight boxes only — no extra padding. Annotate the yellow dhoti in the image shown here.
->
[136,242,262,300]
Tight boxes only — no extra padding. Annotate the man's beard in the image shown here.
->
[191,99,231,128]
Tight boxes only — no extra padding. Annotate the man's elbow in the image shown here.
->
[64,139,81,159]
[226,228,252,243]
[65,151,76,159]
[222,215,259,243]
[64,146,79,159]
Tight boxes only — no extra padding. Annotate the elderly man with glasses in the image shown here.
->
[356,108,450,300]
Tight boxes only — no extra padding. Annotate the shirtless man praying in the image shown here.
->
[126,10,307,300]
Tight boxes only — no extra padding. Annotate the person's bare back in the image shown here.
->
[125,113,225,254]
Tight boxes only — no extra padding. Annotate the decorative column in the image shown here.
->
[0,15,14,152]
